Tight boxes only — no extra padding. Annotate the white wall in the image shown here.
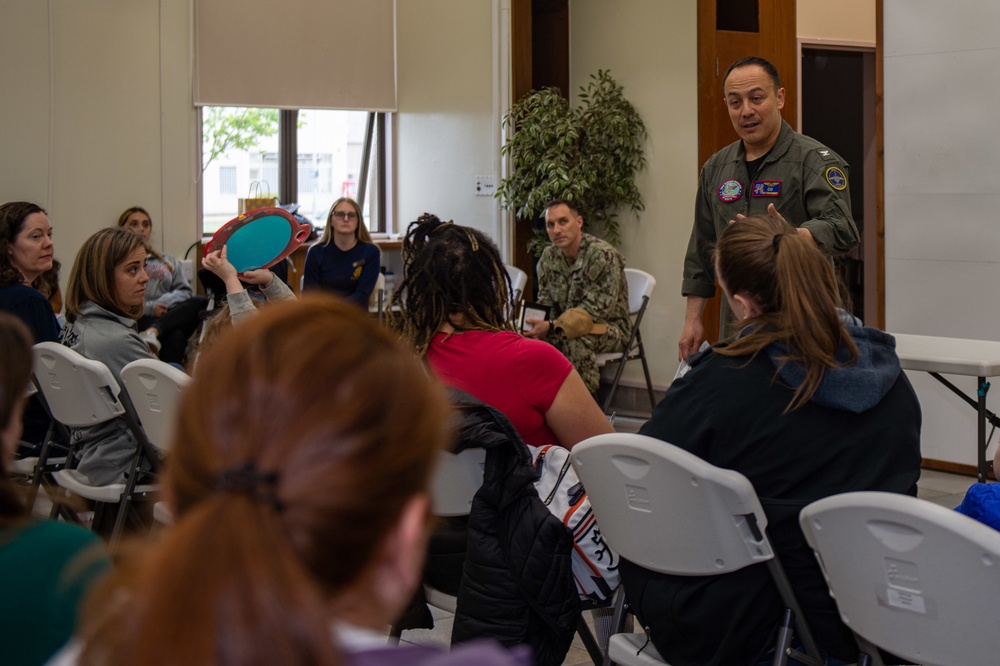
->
[798,0,875,43]
[883,0,1000,466]
[568,0,699,390]
[0,0,196,282]
[394,0,502,243]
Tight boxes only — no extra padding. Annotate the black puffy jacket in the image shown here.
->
[448,389,580,666]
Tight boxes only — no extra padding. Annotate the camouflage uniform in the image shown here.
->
[538,233,631,393]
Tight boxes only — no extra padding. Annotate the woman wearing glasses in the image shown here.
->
[302,197,381,308]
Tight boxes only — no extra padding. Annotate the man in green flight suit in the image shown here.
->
[678,55,860,360]
[524,199,631,396]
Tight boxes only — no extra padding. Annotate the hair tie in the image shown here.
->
[213,461,284,511]
[772,233,783,251]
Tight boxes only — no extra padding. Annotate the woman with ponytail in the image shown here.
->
[66,296,529,666]
[622,215,922,665]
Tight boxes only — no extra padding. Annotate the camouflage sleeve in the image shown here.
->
[575,248,625,323]
[536,249,557,310]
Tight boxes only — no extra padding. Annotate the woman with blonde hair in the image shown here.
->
[62,227,157,487]
[625,215,922,665]
[68,296,528,666]
[118,206,206,363]
[302,197,381,307]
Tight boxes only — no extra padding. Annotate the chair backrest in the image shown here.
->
[120,359,191,455]
[571,432,773,575]
[800,491,1000,666]
[505,264,528,305]
[623,268,655,315]
[430,448,486,517]
[32,342,126,428]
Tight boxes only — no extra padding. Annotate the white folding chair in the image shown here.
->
[424,448,486,613]
[800,491,1000,666]
[369,271,387,324]
[597,268,656,415]
[389,447,485,639]
[505,264,528,322]
[571,433,823,666]
[121,358,190,526]
[33,342,159,544]
[11,379,72,511]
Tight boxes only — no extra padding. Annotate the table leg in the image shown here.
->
[928,372,997,483]
[979,377,990,483]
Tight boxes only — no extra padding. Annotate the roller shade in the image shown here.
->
[194,0,396,111]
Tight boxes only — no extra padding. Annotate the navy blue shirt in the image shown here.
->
[0,283,59,342]
[302,241,380,308]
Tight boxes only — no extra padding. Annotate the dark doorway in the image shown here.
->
[801,47,877,324]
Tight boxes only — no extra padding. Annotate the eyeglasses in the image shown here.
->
[332,211,358,221]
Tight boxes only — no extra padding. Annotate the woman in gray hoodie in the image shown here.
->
[61,227,158,487]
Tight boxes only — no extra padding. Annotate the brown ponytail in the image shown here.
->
[714,215,858,411]
[78,295,452,664]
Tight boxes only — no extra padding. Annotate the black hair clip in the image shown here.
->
[213,461,284,511]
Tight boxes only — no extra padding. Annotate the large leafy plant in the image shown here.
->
[497,69,647,249]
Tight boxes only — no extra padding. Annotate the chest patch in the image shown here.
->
[717,179,744,203]
[751,180,782,197]
[825,166,848,190]
[351,259,364,281]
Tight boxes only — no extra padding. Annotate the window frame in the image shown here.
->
[198,107,392,237]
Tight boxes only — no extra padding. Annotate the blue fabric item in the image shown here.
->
[956,482,1000,531]
[766,324,900,414]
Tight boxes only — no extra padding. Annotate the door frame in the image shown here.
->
[797,38,881,329]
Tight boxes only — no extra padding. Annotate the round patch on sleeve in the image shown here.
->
[717,179,744,202]
[825,166,848,191]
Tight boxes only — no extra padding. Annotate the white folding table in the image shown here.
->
[891,333,1000,482]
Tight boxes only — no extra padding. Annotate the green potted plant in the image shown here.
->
[497,69,647,250]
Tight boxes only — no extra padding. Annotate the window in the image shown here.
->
[200,107,390,236]
[218,166,237,194]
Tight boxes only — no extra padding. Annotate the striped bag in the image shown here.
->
[531,444,620,602]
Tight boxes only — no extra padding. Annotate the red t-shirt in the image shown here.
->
[426,329,573,446]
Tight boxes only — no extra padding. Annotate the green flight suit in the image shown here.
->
[682,120,859,338]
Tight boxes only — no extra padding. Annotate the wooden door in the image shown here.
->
[697,0,797,341]
[510,0,569,299]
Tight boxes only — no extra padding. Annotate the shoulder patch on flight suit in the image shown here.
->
[816,148,838,161]
[825,166,848,191]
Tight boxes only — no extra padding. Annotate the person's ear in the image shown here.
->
[776,86,786,110]
[371,493,431,615]
[732,292,762,320]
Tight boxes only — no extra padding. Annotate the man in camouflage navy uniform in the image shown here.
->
[679,55,859,360]
[524,199,631,395]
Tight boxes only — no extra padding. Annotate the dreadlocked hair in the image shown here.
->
[395,213,515,356]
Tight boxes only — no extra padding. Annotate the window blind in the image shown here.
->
[194,0,396,111]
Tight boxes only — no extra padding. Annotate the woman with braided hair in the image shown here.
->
[396,213,612,449]
[625,214,921,665]
[60,296,528,666]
